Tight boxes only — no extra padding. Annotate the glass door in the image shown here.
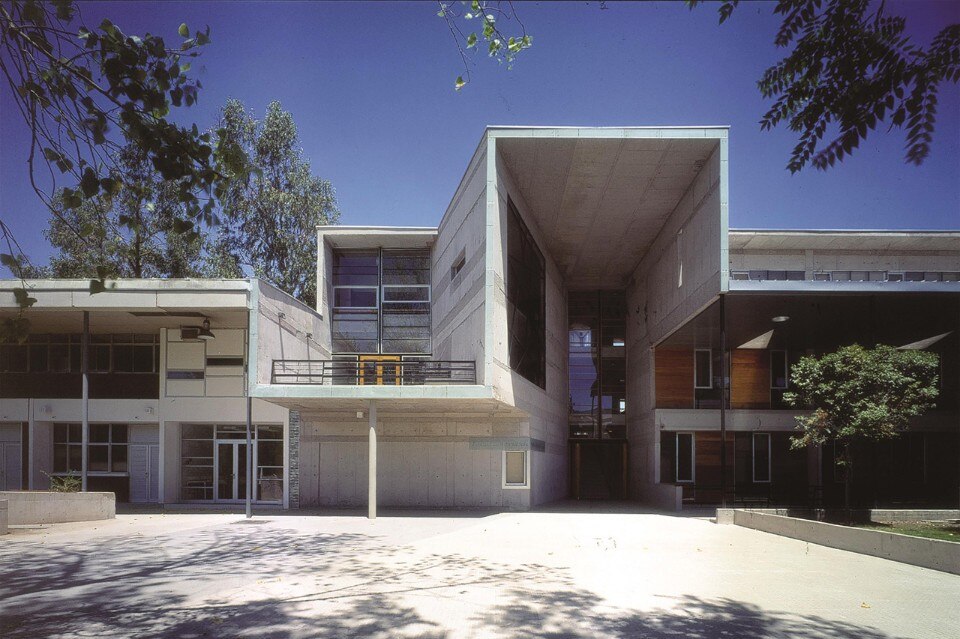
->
[215,442,248,502]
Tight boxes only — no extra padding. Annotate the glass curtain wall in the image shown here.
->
[568,291,627,439]
[331,249,431,355]
[506,199,546,388]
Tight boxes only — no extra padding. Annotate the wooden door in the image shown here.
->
[359,356,401,386]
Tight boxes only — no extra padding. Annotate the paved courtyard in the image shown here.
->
[1,504,958,639]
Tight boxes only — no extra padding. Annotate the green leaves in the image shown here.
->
[787,344,940,451]
[695,0,959,171]
[178,23,189,37]
[437,0,533,89]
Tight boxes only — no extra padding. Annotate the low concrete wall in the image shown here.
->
[0,500,7,535]
[716,508,960,524]
[0,491,115,525]
[730,509,960,575]
[637,482,683,512]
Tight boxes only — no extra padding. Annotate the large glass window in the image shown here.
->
[331,249,432,354]
[53,423,128,474]
[180,423,284,502]
[507,199,545,388]
[568,291,626,439]
[0,334,158,373]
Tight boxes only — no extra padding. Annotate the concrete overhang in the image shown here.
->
[0,278,253,332]
[491,126,727,289]
[317,226,437,250]
[250,383,524,415]
[729,229,960,252]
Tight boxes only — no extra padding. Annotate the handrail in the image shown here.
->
[271,359,477,385]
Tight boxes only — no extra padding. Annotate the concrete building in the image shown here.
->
[2,126,957,512]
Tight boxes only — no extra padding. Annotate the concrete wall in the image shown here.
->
[727,509,960,575]
[431,142,488,380]
[0,499,6,534]
[626,138,726,498]
[255,280,328,386]
[0,490,115,525]
[299,411,532,510]
[486,144,569,507]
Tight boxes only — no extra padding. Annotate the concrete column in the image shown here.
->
[368,401,377,519]
[27,398,34,489]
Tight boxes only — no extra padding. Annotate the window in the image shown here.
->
[676,433,694,483]
[331,249,432,354]
[770,350,788,389]
[813,272,832,281]
[450,251,466,284]
[502,450,528,488]
[943,272,959,282]
[87,424,128,473]
[731,271,750,281]
[507,199,546,388]
[53,423,128,474]
[752,433,771,483]
[53,423,83,473]
[887,272,904,282]
[694,349,712,389]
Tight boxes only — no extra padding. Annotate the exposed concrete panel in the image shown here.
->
[432,143,488,382]
[255,281,328,386]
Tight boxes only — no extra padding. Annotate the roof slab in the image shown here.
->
[493,127,726,289]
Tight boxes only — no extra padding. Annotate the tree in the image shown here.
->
[211,100,340,307]
[42,145,206,279]
[441,2,959,171]
[784,344,940,513]
[689,1,960,172]
[1,1,249,319]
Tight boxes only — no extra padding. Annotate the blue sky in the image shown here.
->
[1,1,958,267]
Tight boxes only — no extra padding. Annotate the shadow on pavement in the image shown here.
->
[0,517,909,639]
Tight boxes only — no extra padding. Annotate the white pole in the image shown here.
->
[246,395,252,519]
[81,311,89,492]
[368,400,377,520]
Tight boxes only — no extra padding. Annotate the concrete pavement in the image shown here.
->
[1,505,957,638]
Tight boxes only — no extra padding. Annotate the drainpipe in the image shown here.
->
[81,310,89,492]
[719,295,727,508]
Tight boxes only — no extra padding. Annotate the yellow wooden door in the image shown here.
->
[359,356,401,385]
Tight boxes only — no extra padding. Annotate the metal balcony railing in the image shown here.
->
[271,359,477,386]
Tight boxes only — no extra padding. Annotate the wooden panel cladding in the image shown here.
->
[693,431,735,503]
[731,349,770,409]
[655,348,694,408]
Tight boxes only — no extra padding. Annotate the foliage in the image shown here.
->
[784,344,940,449]
[211,100,340,307]
[43,471,82,493]
[437,1,532,89]
[42,145,206,279]
[0,1,249,308]
[689,0,960,172]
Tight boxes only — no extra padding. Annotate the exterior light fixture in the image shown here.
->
[772,316,790,323]
[197,318,216,340]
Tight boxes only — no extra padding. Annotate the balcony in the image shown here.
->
[271,359,477,386]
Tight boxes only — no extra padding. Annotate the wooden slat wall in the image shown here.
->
[655,347,694,408]
[731,349,770,409]
[692,431,735,503]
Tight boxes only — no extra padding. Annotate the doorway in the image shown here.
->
[215,441,248,502]
[359,355,401,385]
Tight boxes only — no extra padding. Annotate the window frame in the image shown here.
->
[752,432,771,483]
[694,349,713,389]
[770,350,789,390]
[502,450,530,489]
[332,285,379,310]
[675,432,695,483]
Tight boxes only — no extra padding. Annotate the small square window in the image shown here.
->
[503,451,528,488]
[451,252,466,282]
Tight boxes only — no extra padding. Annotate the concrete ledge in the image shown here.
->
[870,509,960,523]
[729,509,960,575]
[0,491,115,525]
[0,500,7,535]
